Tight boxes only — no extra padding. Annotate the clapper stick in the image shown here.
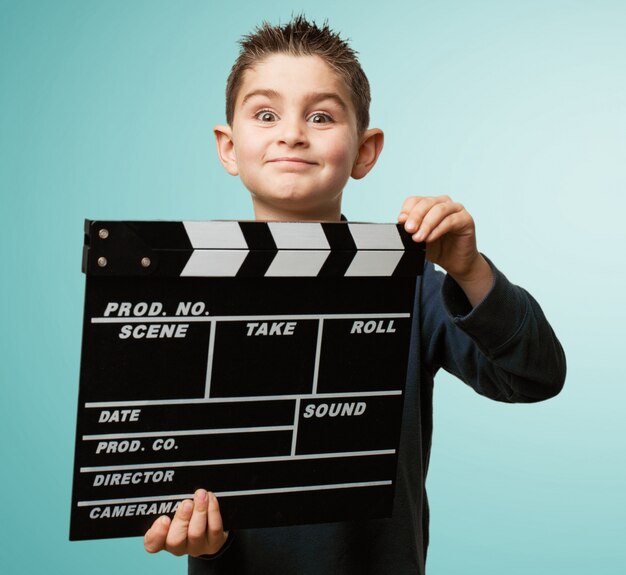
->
[70,220,424,540]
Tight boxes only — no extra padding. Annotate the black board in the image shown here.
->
[70,220,424,540]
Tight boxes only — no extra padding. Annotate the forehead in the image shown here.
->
[236,54,353,108]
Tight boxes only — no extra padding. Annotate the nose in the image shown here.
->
[278,115,308,147]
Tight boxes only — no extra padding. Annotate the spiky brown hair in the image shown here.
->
[225,16,371,133]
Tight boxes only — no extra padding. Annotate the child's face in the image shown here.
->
[216,54,364,221]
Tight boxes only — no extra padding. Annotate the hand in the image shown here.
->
[144,489,229,557]
[398,195,493,306]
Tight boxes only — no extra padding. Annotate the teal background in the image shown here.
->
[1,0,624,573]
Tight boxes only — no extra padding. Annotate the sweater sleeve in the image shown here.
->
[188,533,238,574]
[421,257,566,403]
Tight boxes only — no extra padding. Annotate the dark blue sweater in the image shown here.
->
[189,259,566,574]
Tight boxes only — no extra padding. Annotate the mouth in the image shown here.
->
[268,157,317,165]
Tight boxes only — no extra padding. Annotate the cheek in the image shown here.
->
[233,139,261,173]
[323,139,358,170]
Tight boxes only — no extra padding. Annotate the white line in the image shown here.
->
[77,480,393,507]
[217,480,393,498]
[204,321,216,398]
[290,398,300,456]
[85,389,402,408]
[92,316,213,324]
[79,449,396,473]
[82,426,294,441]
[91,312,410,324]
[78,493,193,507]
[311,318,324,395]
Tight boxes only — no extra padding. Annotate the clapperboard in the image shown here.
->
[70,220,424,541]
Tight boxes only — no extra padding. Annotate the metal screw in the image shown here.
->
[97,257,108,267]
[98,228,109,239]
[141,257,151,268]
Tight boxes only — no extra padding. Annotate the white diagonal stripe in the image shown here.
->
[345,251,403,276]
[348,223,404,250]
[268,222,330,249]
[265,250,329,277]
[181,250,249,276]
[183,221,248,249]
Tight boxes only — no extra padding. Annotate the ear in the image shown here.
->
[351,128,384,180]
[214,125,239,176]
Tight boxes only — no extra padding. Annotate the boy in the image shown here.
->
[143,16,565,574]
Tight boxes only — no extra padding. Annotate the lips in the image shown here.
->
[268,157,316,165]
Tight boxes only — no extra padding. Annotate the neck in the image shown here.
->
[252,200,342,223]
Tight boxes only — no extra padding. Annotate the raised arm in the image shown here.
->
[399,195,566,402]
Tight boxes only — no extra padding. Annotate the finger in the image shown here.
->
[413,201,464,242]
[426,209,474,243]
[207,492,224,535]
[400,196,436,229]
[398,196,421,223]
[207,492,228,554]
[165,498,194,556]
[403,196,442,235]
[187,489,209,555]
[144,515,171,554]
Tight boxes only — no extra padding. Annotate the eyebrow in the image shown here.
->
[241,89,348,111]
[307,92,348,111]
[241,89,281,106]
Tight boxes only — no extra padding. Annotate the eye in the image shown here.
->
[255,110,278,122]
[308,112,333,124]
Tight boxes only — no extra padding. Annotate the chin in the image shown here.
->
[263,182,318,203]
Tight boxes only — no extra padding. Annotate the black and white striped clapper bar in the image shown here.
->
[70,220,425,541]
